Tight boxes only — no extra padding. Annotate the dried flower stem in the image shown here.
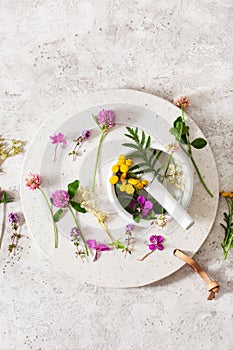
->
[138,250,154,261]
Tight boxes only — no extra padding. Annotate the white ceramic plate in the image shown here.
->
[20,89,219,287]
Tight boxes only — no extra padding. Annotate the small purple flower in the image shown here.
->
[148,235,164,251]
[52,190,69,208]
[81,130,91,140]
[97,109,116,129]
[70,227,80,241]
[8,212,19,225]
[86,239,110,261]
[50,132,67,145]
[130,196,153,216]
[126,224,134,232]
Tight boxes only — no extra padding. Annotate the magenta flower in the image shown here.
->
[50,132,67,145]
[52,190,69,208]
[130,196,153,216]
[25,173,41,190]
[148,235,164,251]
[173,95,190,110]
[97,109,116,130]
[86,239,110,261]
[50,132,67,162]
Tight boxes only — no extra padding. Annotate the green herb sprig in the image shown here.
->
[122,127,164,183]
[220,191,233,259]
[170,107,213,197]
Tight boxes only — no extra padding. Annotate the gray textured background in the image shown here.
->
[0,1,233,349]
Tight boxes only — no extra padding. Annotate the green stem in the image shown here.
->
[180,107,213,198]
[190,155,213,198]
[161,153,173,183]
[38,187,58,248]
[92,130,105,192]
[68,205,89,256]
[0,201,6,249]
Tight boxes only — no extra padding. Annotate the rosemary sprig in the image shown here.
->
[122,127,164,183]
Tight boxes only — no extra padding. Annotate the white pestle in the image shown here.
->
[146,177,194,230]
[147,141,194,230]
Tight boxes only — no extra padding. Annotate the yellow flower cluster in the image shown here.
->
[109,155,148,194]
[220,191,233,198]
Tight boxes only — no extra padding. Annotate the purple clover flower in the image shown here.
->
[81,130,91,140]
[148,235,164,251]
[97,109,116,129]
[52,190,69,208]
[8,212,19,224]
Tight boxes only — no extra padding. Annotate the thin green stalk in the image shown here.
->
[38,187,58,248]
[181,107,213,198]
[0,202,6,249]
[161,153,173,183]
[190,155,213,198]
[92,130,105,192]
[68,205,89,256]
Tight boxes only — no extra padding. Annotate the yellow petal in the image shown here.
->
[109,175,119,185]
[120,164,129,173]
[125,184,135,194]
[111,165,119,172]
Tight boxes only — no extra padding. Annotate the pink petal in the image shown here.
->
[157,235,164,244]
[97,244,110,252]
[148,244,156,251]
[157,243,164,250]
[86,239,97,249]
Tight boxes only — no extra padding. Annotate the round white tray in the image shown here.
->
[20,89,219,287]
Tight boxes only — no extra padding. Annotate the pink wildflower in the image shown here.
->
[173,95,190,109]
[25,173,41,190]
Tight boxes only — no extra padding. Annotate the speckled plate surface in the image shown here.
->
[20,89,219,288]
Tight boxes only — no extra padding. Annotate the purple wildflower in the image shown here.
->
[126,223,134,232]
[148,235,164,251]
[97,109,116,129]
[8,212,19,225]
[50,132,67,145]
[86,239,110,261]
[70,227,80,241]
[52,190,69,208]
[130,196,153,216]
[82,130,91,140]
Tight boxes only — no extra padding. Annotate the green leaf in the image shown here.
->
[53,209,64,222]
[122,143,141,151]
[141,130,146,146]
[1,191,6,202]
[191,138,207,149]
[145,136,151,149]
[70,201,86,213]
[109,240,126,249]
[133,214,140,223]
[68,180,80,199]
[169,127,181,141]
